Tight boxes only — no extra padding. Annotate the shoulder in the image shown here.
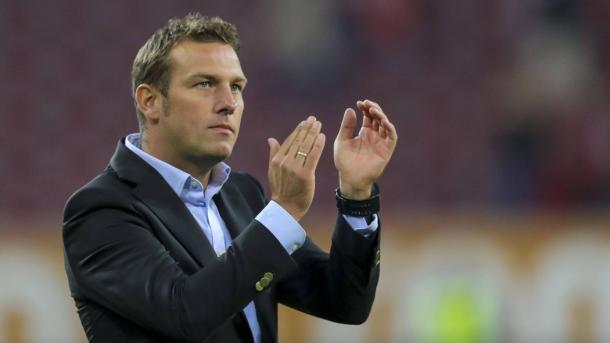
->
[63,167,134,222]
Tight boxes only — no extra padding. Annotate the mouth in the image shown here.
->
[208,124,234,134]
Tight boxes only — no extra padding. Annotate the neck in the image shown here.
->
[140,133,214,187]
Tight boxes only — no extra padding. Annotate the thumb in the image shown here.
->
[267,137,280,164]
[337,108,357,142]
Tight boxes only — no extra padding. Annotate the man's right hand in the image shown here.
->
[267,116,326,221]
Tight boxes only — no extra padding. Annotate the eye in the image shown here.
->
[195,81,211,88]
[230,84,243,93]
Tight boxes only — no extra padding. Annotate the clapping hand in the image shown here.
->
[334,100,397,199]
[267,116,326,221]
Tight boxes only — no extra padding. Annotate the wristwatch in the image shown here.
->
[335,184,380,217]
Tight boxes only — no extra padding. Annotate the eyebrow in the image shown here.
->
[187,73,248,85]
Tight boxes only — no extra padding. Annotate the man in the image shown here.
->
[63,13,397,343]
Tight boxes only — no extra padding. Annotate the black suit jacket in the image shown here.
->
[63,139,380,342]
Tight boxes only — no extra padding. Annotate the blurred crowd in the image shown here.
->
[1,0,609,223]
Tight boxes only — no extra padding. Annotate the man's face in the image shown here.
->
[158,40,246,166]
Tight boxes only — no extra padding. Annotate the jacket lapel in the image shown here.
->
[213,188,245,240]
[109,139,216,267]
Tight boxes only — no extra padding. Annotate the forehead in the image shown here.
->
[168,40,244,79]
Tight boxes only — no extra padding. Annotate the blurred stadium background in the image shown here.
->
[1,0,610,342]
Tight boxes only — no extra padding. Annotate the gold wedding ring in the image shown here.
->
[296,151,308,158]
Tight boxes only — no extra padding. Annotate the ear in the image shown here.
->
[135,84,163,124]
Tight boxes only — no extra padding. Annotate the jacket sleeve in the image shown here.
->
[276,213,381,324]
[62,184,297,342]
[242,172,382,324]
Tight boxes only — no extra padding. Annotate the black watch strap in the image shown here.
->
[335,184,380,216]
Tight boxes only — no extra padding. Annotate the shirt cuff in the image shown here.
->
[255,200,306,255]
[343,214,379,238]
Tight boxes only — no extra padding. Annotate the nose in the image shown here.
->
[214,85,237,115]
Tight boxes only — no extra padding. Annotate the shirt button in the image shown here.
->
[190,181,198,189]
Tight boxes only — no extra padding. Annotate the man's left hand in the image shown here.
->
[334,100,398,200]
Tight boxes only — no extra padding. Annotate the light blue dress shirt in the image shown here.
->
[125,133,377,343]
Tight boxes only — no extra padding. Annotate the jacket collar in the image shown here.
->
[109,138,217,266]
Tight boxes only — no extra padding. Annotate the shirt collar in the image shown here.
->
[125,133,232,200]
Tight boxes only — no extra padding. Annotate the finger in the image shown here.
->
[277,123,302,157]
[357,100,373,128]
[364,99,382,112]
[356,100,367,112]
[368,105,389,123]
[363,111,373,130]
[268,138,280,165]
[362,111,372,128]
[304,133,326,171]
[360,99,397,142]
[377,121,385,138]
[337,108,357,141]
[358,99,381,114]
[287,116,316,157]
[382,118,398,142]
[379,121,387,139]
[360,99,387,122]
[278,116,314,156]
[296,120,321,165]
